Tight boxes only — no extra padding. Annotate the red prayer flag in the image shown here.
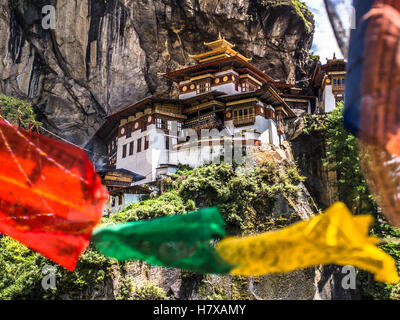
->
[0,119,108,271]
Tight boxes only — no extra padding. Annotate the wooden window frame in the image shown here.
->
[137,138,142,153]
[141,120,147,132]
[165,136,170,150]
[232,105,256,126]
[126,125,132,138]
[122,144,127,158]
[196,81,211,94]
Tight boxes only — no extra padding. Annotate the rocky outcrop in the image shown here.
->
[0,0,314,145]
[291,131,337,210]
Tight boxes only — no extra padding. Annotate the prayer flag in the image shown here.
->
[0,119,108,271]
[216,202,399,284]
[92,207,234,274]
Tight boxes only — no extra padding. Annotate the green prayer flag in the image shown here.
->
[92,207,234,274]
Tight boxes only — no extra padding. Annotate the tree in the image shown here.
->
[0,94,41,130]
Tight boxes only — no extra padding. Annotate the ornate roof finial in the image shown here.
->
[333,52,336,60]
[218,32,223,40]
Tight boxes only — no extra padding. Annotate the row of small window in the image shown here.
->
[122,136,150,158]
[233,107,254,120]
[156,118,183,132]
[196,81,257,94]
[332,77,345,89]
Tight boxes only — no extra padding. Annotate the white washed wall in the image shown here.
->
[323,85,336,113]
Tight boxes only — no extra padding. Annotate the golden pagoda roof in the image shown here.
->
[190,33,252,63]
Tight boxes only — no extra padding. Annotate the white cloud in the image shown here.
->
[303,0,353,62]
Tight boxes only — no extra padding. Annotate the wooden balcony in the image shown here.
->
[332,84,345,91]
[233,116,255,127]
[184,120,223,132]
[183,112,223,132]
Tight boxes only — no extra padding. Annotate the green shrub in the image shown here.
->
[132,283,167,300]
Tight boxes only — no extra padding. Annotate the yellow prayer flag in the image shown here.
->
[216,202,400,284]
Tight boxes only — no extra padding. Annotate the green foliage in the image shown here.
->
[116,276,134,300]
[358,213,400,300]
[0,94,41,129]
[0,236,48,300]
[257,0,313,32]
[132,283,167,300]
[310,52,320,62]
[0,237,113,300]
[110,162,305,231]
[231,276,251,300]
[302,113,328,135]
[106,191,191,224]
[290,0,313,31]
[323,103,375,215]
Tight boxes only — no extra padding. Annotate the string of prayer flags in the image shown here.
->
[216,202,400,284]
[92,207,234,274]
[0,119,108,271]
[344,0,400,226]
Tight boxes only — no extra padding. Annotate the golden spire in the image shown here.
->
[327,52,344,64]
[204,33,235,50]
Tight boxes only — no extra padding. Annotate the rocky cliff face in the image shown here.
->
[0,0,314,145]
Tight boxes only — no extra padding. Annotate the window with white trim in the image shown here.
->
[156,118,162,129]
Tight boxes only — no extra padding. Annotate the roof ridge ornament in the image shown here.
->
[203,33,235,49]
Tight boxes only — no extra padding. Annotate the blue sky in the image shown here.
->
[304,0,353,61]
